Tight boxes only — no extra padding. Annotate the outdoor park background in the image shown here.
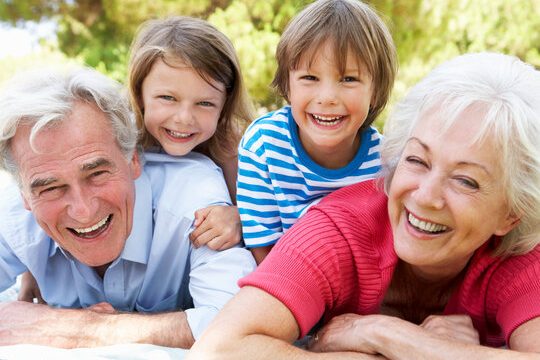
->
[0,0,538,170]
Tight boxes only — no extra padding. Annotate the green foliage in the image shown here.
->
[1,0,539,127]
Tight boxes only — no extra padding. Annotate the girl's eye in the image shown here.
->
[158,95,175,101]
[300,75,317,81]
[198,101,215,107]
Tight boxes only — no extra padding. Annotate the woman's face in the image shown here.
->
[387,106,519,280]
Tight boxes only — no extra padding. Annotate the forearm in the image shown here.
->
[0,302,194,348]
[370,316,538,360]
[190,332,384,360]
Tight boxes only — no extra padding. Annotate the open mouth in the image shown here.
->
[311,114,346,127]
[165,129,193,139]
[407,212,448,234]
[68,214,112,239]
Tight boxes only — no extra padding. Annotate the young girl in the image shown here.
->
[128,16,254,250]
[18,16,255,303]
[237,0,397,263]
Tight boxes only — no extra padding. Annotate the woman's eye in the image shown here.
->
[405,156,427,167]
[456,177,479,190]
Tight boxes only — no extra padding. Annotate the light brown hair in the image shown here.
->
[128,16,254,162]
[272,0,397,129]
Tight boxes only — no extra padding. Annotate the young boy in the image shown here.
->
[237,0,397,263]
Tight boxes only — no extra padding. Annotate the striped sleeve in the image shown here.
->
[237,134,283,248]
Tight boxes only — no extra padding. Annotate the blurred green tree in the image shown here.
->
[1,0,539,122]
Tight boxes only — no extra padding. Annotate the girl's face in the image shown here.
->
[288,40,373,169]
[141,58,226,156]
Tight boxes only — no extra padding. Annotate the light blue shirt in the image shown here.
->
[0,152,256,339]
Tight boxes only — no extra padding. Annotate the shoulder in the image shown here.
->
[141,152,231,212]
[0,182,48,254]
[316,179,388,220]
[240,106,293,151]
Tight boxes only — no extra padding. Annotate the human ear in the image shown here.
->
[494,212,521,236]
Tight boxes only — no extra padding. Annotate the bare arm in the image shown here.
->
[0,301,195,348]
[310,313,540,360]
[217,155,238,204]
[250,245,273,264]
[187,286,384,360]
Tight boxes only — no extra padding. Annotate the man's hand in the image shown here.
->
[190,205,242,251]
[17,271,45,304]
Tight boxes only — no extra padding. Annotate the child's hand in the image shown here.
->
[18,271,46,304]
[190,205,242,251]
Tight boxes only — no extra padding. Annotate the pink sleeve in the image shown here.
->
[492,249,540,344]
[239,208,353,338]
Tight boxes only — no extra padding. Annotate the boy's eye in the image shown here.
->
[158,95,175,101]
[342,76,359,83]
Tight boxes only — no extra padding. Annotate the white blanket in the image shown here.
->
[0,344,187,359]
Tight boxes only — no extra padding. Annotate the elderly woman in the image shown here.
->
[188,52,540,359]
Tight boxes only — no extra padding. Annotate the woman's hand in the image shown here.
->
[420,314,479,345]
[17,271,45,304]
[190,205,242,251]
[308,313,383,354]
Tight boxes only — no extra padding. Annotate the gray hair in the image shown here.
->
[0,66,139,183]
[381,52,540,256]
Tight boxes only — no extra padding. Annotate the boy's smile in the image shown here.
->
[288,40,373,169]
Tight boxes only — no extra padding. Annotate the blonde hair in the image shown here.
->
[272,0,397,129]
[381,52,540,256]
[128,16,254,162]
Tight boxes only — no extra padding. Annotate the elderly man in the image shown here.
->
[0,67,255,348]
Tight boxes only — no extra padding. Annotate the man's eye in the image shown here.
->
[91,171,107,178]
[39,186,63,198]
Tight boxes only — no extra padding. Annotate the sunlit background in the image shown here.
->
[0,0,539,188]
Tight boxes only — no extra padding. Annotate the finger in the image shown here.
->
[193,207,213,227]
[190,216,213,241]
[192,228,218,248]
[206,236,229,251]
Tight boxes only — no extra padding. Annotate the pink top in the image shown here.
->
[239,180,540,346]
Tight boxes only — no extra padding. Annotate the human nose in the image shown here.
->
[316,81,338,105]
[412,174,445,210]
[66,185,97,223]
[173,103,194,125]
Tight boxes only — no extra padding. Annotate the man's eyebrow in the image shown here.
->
[30,177,57,190]
[81,158,114,171]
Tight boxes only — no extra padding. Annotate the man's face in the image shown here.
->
[12,101,141,268]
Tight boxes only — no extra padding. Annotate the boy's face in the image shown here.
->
[288,41,373,169]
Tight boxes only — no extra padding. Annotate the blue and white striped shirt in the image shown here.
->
[237,105,382,248]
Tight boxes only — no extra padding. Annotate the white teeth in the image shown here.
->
[73,215,110,234]
[312,114,344,126]
[167,129,192,138]
[408,213,448,233]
